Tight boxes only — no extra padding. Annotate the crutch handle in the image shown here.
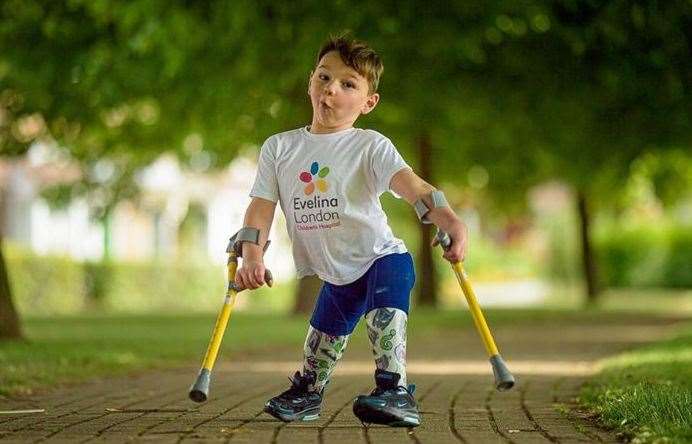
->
[435,229,452,252]
[228,268,274,292]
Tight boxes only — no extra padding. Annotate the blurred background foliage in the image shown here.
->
[1,0,691,330]
[4,215,690,316]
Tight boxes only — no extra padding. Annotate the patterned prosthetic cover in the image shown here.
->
[302,325,350,392]
[365,307,408,386]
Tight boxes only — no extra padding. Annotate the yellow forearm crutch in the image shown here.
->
[189,236,272,402]
[436,229,515,391]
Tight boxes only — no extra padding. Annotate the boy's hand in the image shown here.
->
[235,259,268,290]
[431,222,468,263]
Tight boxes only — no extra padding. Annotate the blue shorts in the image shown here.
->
[310,253,416,336]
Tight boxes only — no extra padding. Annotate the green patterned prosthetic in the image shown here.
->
[365,307,408,386]
[302,326,350,392]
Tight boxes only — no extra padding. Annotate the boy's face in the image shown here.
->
[308,51,380,133]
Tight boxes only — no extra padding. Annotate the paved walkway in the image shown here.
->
[0,314,686,443]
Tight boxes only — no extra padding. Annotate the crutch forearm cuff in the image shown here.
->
[227,227,270,257]
[414,190,449,224]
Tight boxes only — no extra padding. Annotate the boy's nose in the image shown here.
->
[323,81,337,95]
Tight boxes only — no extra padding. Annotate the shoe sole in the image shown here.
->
[263,404,320,422]
[353,402,420,427]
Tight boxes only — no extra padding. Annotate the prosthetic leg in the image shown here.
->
[263,326,349,422]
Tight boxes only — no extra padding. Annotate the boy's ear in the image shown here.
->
[307,70,313,95]
[361,93,380,115]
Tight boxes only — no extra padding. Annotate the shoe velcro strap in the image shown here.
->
[374,369,401,390]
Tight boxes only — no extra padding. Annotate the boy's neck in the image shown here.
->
[308,121,355,134]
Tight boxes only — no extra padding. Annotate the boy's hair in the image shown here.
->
[316,35,383,95]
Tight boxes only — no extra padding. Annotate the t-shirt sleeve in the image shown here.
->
[249,137,280,203]
[370,136,412,197]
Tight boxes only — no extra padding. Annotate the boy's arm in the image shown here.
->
[236,197,277,289]
[390,168,468,263]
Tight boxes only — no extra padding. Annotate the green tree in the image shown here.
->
[381,0,691,304]
[0,0,355,326]
[0,0,277,336]
[472,1,692,302]
[2,0,690,333]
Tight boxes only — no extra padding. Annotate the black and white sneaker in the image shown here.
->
[353,369,420,427]
[264,371,322,422]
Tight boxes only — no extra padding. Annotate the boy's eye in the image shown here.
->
[319,74,329,81]
[344,82,355,89]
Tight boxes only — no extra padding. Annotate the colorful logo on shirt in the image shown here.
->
[299,161,330,195]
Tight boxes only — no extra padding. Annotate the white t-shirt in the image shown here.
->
[250,126,411,285]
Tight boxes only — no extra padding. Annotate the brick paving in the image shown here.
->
[0,315,685,443]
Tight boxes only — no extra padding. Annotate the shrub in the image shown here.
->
[596,224,692,288]
[5,244,235,315]
[5,245,85,315]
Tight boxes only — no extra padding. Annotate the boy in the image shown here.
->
[234,35,467,427]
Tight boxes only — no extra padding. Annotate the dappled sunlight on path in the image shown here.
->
[218,360,600,376]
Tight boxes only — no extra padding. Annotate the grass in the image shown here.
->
[0,307,682,397]
[580,325,692,443]
[0,313,310,396]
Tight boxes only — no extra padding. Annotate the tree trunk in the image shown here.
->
[0,232,23,340]
[416,132,437,307]
[576,190,599,304]
[292,275,323,315]
[103,209,113,260]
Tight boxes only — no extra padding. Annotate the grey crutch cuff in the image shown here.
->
[227,227,271,257]
[413,190,449,224]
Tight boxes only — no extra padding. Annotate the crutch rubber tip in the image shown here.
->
[489,354,515,391]
[189,368,211,403]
